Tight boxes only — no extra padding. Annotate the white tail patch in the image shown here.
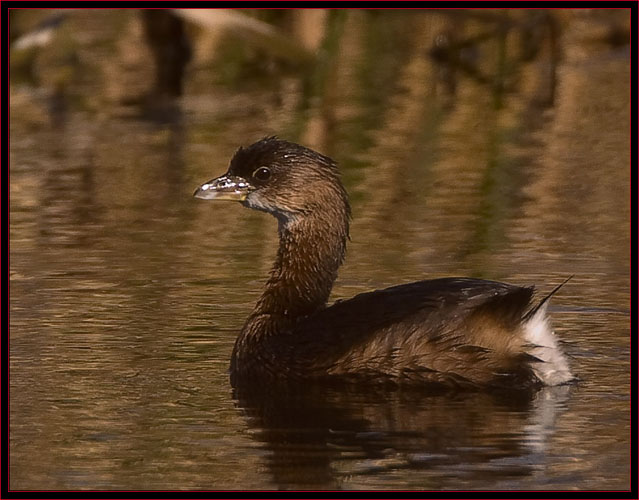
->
[523,304,573,386]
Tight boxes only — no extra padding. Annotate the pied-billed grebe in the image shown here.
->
[194,137,574,390]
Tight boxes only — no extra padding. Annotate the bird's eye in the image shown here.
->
[253,167,271,181]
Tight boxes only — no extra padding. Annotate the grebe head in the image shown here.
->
[194,137,350,229]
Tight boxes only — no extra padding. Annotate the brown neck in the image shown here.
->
[241,206,349,340]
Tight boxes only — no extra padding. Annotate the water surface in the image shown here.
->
[9,9,630,491]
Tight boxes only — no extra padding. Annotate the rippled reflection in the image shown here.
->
[10,8,629,491]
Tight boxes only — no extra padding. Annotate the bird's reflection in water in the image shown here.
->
[232,381,571,490]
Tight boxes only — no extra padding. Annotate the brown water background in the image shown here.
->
[9,8,630,490]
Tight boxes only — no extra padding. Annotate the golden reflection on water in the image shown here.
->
[10,8,629,490]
